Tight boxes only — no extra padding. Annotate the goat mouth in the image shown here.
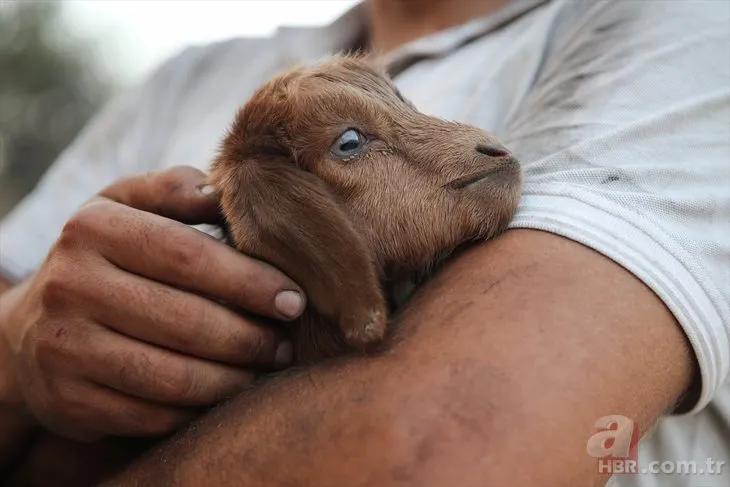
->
[447,171,495,189]
[447,158,520,190]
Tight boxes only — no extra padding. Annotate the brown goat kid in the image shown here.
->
[209,54,523,363]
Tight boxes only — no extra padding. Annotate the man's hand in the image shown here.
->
[0,166,306,442]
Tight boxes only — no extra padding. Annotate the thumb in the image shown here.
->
[96,165,221,224]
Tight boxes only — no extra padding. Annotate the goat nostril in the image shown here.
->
[476,144,510,158]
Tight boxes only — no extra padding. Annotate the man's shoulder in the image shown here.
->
[148,35,280,99]
[139,30,322,170]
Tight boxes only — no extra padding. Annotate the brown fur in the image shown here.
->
[208,54,523,363]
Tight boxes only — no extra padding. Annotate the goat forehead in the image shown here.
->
[308,55,383,78]
[238,61,413,144]
[298,59,396,96]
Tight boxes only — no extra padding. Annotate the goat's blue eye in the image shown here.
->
[331,129,365,158]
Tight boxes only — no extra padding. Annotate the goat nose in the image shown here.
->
[475,143,511,158]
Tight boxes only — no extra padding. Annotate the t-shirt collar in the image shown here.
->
[274,0,551,75]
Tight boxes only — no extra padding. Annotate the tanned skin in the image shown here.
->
[368,0,513,54]
[0,168,306,485]
[102,229,694,487]
[0,276,36,475]
[0,0,696,486]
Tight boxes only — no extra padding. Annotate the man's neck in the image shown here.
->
[367,0,513,54]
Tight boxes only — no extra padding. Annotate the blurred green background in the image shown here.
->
[0,1,116,217]
[0,0,354,219]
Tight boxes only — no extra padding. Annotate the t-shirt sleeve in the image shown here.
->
[502,0,730,414]
[0,45,207,282]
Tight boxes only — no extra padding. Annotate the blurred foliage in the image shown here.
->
[0,0,115,217]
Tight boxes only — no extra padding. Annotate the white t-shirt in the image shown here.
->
[1,1,728,484]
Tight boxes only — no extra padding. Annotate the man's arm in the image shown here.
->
[0,276,39,473]
[105,229,694,487]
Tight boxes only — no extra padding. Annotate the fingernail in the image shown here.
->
[198,184,215,196]
[275,290,304,319]
[275,341,293,368]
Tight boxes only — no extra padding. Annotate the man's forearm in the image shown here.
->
[103,229,693,487]
[0,276,40,473]
[107,355,419,486]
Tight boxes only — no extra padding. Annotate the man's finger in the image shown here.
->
[81,327,257,407]
[82,200,306,321]
[86,265,289,368]
[97,165,221,224]
[47,381,199,439]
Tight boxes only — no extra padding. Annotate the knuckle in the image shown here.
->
[39,268,74,310]
[25,382,73,427]
[34,326,63,362]
[169,299,209,349]
[174,289,206,322]
[57,220,86,250]
[37,257,88,312]
[113,350,143,391]
[230,276,266,311]
[154,356,199,403]
[58,203,108,247]
[45,380,79,410]
[34,320,85,367]
[240,329,268,362]
[156,169,188,198]
[165,231,206,276]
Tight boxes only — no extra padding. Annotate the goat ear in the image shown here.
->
[210,154,388,352]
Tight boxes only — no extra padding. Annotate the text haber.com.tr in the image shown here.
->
[586,414,726,476]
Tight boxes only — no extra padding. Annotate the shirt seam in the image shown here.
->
[509,192,729,414]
